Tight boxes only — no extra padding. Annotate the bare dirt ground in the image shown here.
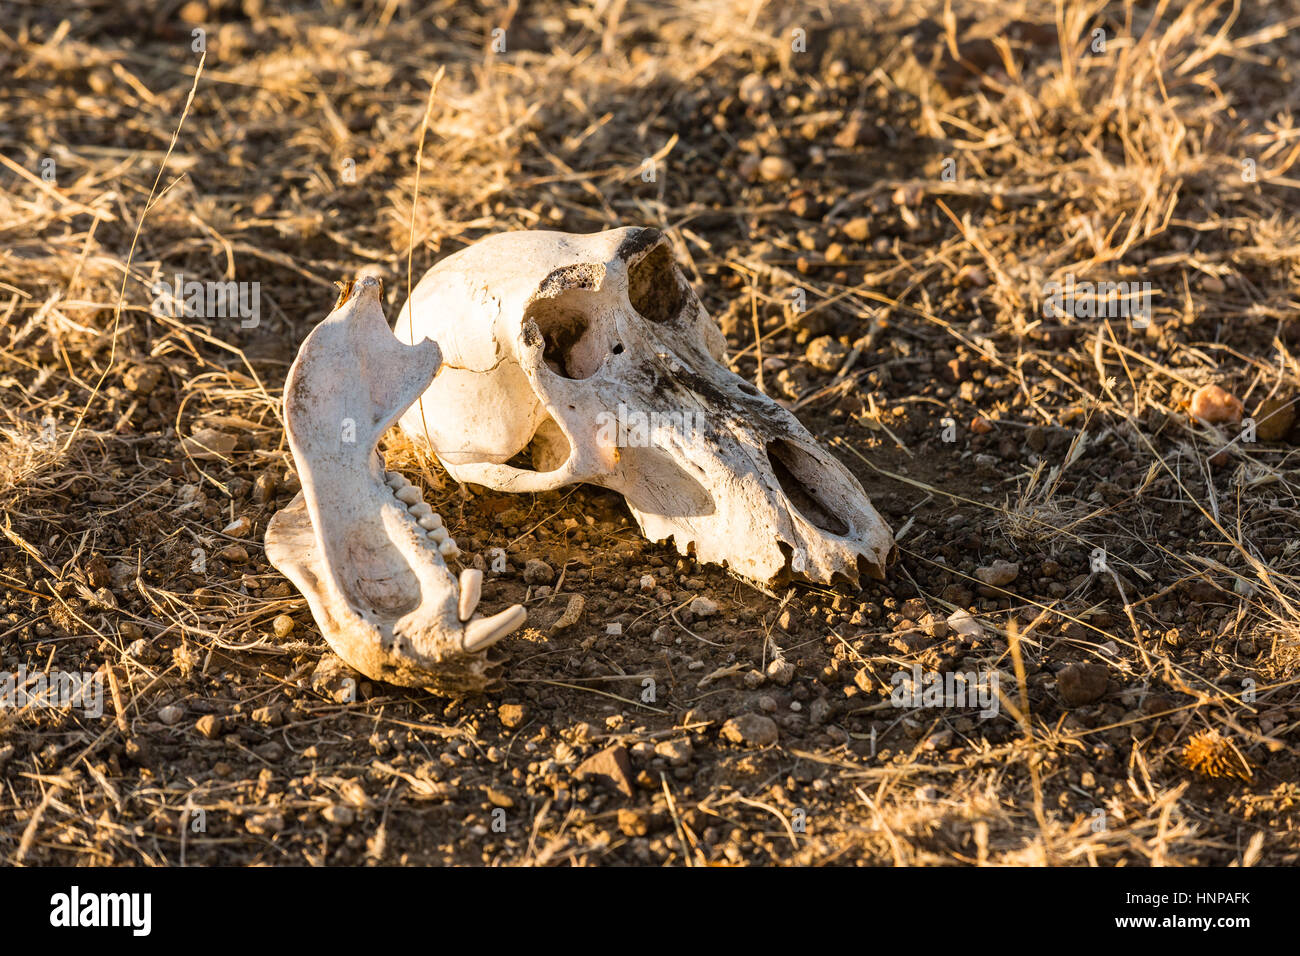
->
[3,0,1300,866]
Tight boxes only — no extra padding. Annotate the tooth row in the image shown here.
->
[385,470,458,556]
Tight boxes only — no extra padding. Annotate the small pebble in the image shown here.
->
[974,560,1019,587]
[1189,384,1243,425]
[758,156,796,182]
[721,713,779,747]
[523,559,555,585]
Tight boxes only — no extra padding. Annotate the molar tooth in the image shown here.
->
[385,471,408,488]
[418,513,443,531]
[409,502,433,518]
[429,526,449,544]
[395,485,422,505]
[438,538,459,557]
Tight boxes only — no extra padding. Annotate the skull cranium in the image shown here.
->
[393,227,894,585]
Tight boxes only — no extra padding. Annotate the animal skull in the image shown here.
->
[265,276,526,692]
[393,227,894,585]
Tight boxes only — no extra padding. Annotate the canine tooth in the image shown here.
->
[428,526,449,544]
[439,539,459,557]
[458,568,482,622]
[418,514,443,531]
[409,502,433,518]
[463,605,527,652]
[395,485,422,505]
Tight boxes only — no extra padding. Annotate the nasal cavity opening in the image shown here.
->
[628,243,684,324]
[766,438,850,537]
[523,290,609,379]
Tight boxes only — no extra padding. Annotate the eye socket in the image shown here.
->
[524,291,608,379]
[627,243,684,324]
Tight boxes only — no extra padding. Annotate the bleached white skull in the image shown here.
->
[265,277,526,693]
[393,227,894,585]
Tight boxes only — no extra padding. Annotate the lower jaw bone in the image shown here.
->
[265,277,526,693]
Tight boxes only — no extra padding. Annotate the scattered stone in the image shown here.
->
[218,544,249,564]
[975,560,1019,587]
[890,630,926,654]
[252,471,278,504]
[654,738,694,767]
[618,807,652,837]
[310,654,360,703]
[195,714,223,740]
[254,741,284,761]
[721,713,779,747]
[484,787,514,809]
[252,703,285,727]
[222,516,252,538]
[157,704,183,726]
[120,621,144,642]
[970,415,994,435]
[743,669,765,688]
[498,703,528,729]
[323,804,354,826]
[124,738,151,763]
[842,217,871,242]
[1057,662,1109,707]
[572,745,636,798]
[946,608,984,640]
[1189,384,1244,425]
[84,554,111,589]
[123,363,162,395]
[924,728,954,750]
[245,812,285,835]
[805,335,848,372]
[737,73,772,109]
[767,656,796,686]
[1252,393,1295,441]
[758,155,796,181]
[182,427,237,461]
[689,596,718,618]
[919,613,950,639]
[523,558,555,585]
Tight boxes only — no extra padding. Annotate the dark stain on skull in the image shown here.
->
[615,227,664,262]
[534,262,605,299]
